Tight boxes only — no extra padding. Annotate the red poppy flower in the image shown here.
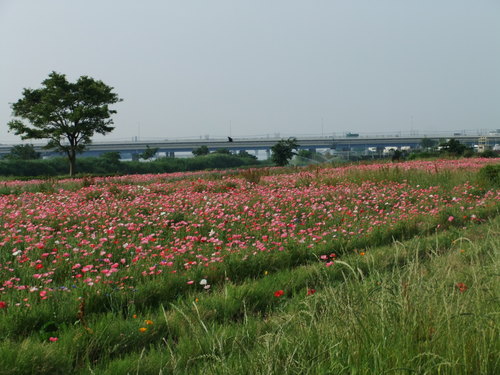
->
[274,290,284,297]
[455,283,468,292]
[0,301,7,309]
[307,289,316,296]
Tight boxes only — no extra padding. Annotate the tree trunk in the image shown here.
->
[68,150,76,176]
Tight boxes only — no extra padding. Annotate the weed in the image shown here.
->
[239,168,269,184]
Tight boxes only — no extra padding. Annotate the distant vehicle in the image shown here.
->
[345,132,359,138]
[453,133,462,136]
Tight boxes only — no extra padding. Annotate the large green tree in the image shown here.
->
[7,72,121,176]
[271,137,299,166]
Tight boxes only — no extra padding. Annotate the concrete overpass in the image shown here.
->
[0,134,498,159]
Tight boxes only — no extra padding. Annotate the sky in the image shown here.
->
[1,0,499,144]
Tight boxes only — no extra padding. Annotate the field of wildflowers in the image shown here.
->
[0,158,498,374]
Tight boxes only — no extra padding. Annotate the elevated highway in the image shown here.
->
[0,134,498,158]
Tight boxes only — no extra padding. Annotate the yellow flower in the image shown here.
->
[145,319,154,325]
[132,314,137,319]
[264,271,268,275]
[139,327,147,333]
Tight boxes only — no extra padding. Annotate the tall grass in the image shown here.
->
[0,216,498,374]
[82,217,499,375]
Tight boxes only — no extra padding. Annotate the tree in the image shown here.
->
[7,72,121,176]
[391,149,403,162]
[439,138,468,156]
[271,137,299,166]
[100,151,121,164]
[420,137,437,150]
[3,144,41,160]
[192,145,210,156]
[139,145,158,160]
[95,151,122,173]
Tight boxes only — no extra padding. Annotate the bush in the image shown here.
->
[478,150,498,158]
[0,153,262,178]
[0,159,63,177]
[239,168,269,184]
[477,164,500,188]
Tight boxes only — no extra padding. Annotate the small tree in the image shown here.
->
[96,151,122,173]
[420,137,437,150]
[391,149,403,162]
[271,138,299,166]
[100,151,121,163]
[192,145,210,156]
[139,145,159,160]
[439,138,468,156]
[3,144,41,160]
[7,72,121,176]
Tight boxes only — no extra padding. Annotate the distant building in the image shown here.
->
[478,137,490,153]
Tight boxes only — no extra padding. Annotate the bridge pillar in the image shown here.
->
[266,149,271,159]
[168,151,175,158]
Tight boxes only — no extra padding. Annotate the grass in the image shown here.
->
[0,215,498,374]
[95,217,499,375]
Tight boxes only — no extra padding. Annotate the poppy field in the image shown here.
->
[0,159,499,374]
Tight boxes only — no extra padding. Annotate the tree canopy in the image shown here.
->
[7,72,121,175]
[2,144,41,160]
[271,138,299,166]
[439,138,469,156]
[420,137,437,150]
[192,145,210,156]
[139,145,159,160]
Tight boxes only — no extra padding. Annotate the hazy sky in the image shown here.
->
[1,0,499,143]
